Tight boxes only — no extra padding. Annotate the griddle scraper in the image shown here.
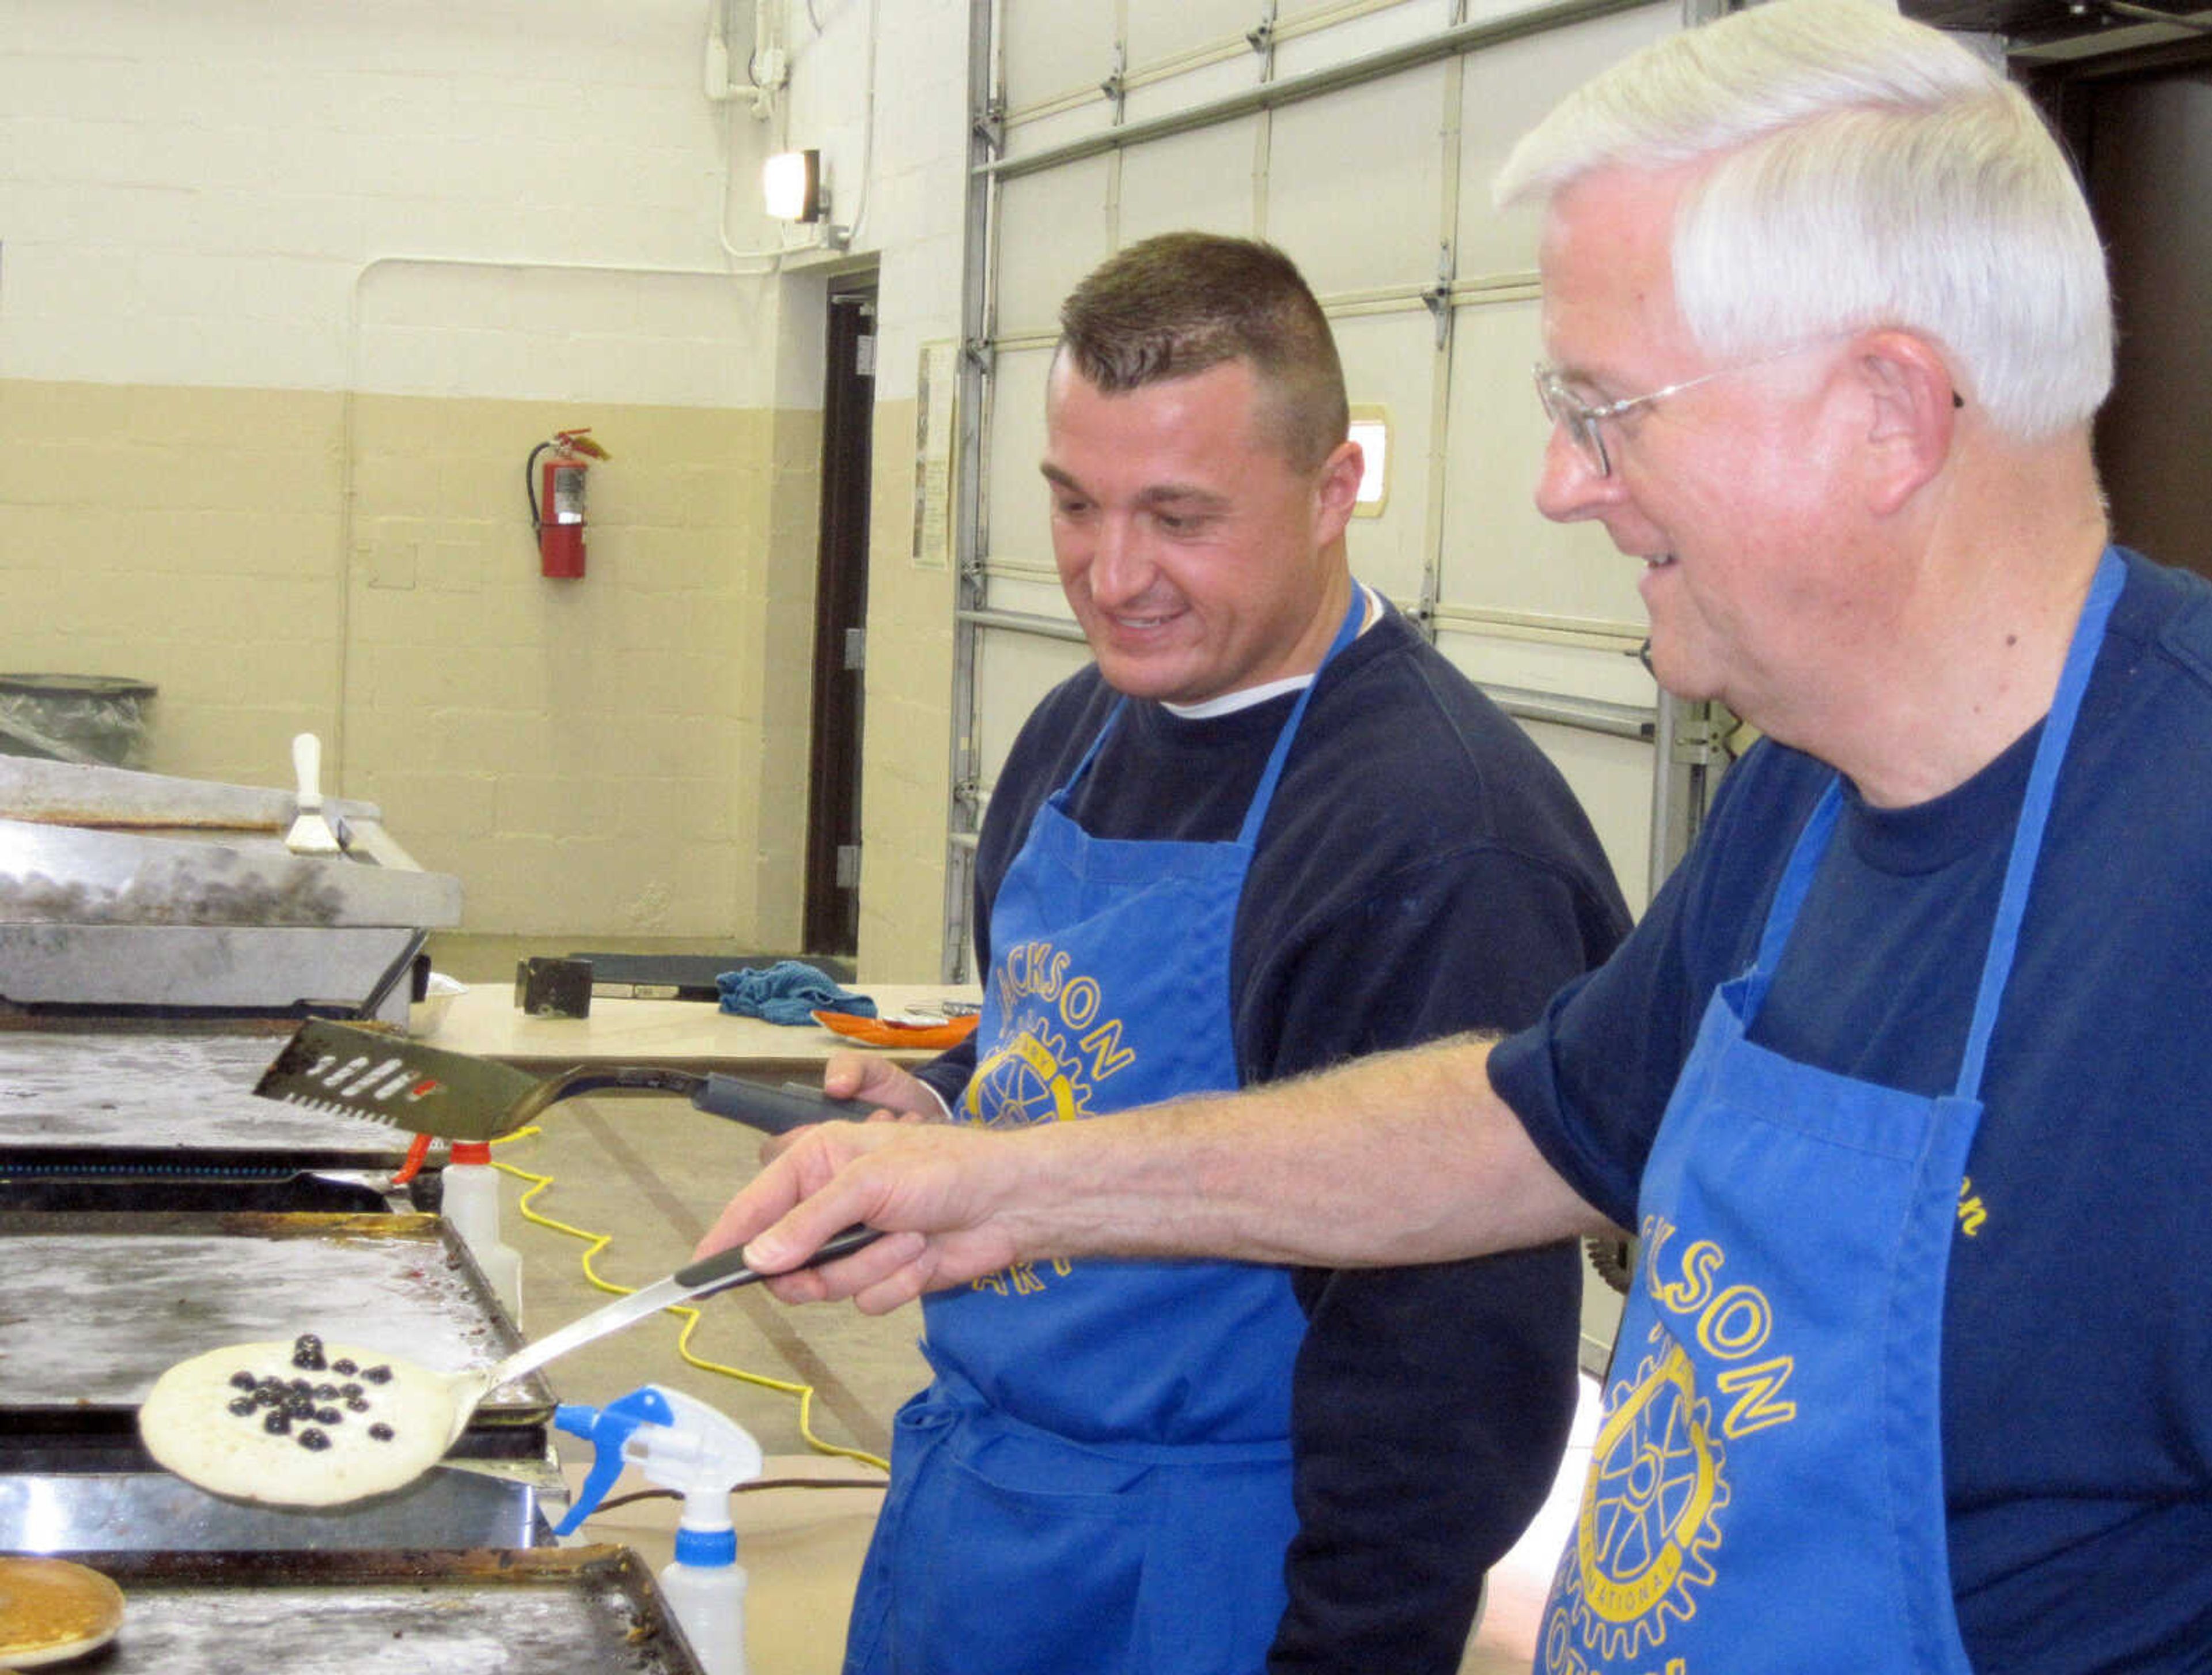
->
[253,1018,878,1140]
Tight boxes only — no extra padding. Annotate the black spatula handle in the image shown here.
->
[690,1075,879,1134]
[672,1223,883,1296]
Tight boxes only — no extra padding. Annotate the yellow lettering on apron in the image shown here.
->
[1956,1175,1987,1237]
[1652,1235,1726,1315]
[1058,974,1101,1030]
[1080,1016,1135,1083]
[1694,1286,1770,1359]
[1713,1356,1797,1438]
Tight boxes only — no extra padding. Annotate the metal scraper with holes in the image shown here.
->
[253,1018,879,1141]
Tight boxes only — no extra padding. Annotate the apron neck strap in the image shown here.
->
[1741,780,1844,1015]
[1739,548,2127,1102]
[1059,584,1371,844]
[1951,546,2126,1098]
[1236,585,1369,846]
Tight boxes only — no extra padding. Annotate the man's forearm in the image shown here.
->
[1024,1033,1613,1269]
[715,1031,1613,1310]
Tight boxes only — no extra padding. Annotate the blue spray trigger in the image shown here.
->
[552,1386,678,1537]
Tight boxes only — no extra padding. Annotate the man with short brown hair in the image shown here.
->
[814,231,1628,1674]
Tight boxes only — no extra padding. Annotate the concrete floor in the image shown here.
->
[486,1098,1597,1675]
[427,935,1590,1674]
[421,932,932,1462]
[487,1091,929,1466]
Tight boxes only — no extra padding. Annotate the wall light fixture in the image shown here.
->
[763,149,823,222]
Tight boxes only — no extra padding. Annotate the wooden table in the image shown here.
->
[431,981,978,1075]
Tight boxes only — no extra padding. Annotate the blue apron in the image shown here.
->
[842,592,1368,1675]
[1539,550,2126,1674]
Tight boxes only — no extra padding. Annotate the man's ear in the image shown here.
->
[1313,438,1364,542]
[1855,330,1961,517]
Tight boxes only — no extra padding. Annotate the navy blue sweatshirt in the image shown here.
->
[923,599,1631,1673]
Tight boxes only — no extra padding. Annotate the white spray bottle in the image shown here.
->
[555,1384,765,1675]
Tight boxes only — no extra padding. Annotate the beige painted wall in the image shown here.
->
[3,379,344,787]
[3,376,818,943]
[0,0,975,967]
[855,394,960,980]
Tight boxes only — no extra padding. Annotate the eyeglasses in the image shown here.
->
[1533,339,1847,478]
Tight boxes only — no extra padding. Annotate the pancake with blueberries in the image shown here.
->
[139,1332,457,1507]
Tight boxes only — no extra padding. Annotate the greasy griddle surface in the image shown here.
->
[0,1466,546,1555]
[40,1547,705,1673]
[0,1212,548,1420]
[0,1029,412,1164]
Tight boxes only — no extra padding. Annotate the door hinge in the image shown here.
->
[843,627,866,671]
[855,334,876,377]
[835,844,862,889]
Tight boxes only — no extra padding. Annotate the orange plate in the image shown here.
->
[811,1009,979,1050]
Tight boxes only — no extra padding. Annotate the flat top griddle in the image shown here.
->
[0,1027,415,1169]
[31,1547,707,1673]
[0,1212,550,1426]
[0,1464,550,1553]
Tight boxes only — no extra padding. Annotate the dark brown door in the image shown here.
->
[804,280,877,956]
[2082,66,2212,580]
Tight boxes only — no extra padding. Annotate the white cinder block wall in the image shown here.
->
[1,0,975,969]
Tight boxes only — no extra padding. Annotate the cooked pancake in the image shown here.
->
[0,1557,126,1668]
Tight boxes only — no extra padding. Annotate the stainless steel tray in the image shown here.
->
[30,1545,708,1673]
[0,1211,551,1430]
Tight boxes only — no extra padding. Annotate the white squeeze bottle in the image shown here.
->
[555,1385,766,1675]
[438,1141,524,1325]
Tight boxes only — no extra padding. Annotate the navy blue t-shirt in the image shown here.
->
[1491,549,2212,1670]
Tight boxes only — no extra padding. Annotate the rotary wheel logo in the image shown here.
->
[1569,1339,1728,1663]
[963,1022,1085,1129]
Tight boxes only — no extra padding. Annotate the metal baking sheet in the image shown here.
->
[0,1212,551,1427]
[30,1545,708,1673]
[0,1462,552,1552]
[0,1026,415,1167]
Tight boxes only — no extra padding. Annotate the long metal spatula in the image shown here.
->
[440,1223,883,1443]
[255,1018,878,1141]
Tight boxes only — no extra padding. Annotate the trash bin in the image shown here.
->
[0,674,158,767]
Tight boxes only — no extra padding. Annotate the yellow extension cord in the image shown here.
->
[487,1126,889,1476]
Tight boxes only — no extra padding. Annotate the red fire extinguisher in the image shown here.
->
[527,428,611,579]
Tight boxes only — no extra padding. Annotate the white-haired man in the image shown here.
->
[707,2,2212,1668]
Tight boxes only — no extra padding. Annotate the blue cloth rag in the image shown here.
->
[715,960,877,1026]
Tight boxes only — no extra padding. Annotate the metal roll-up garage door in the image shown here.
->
[946,0,1728,1006]
[945,0,1734,1374]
